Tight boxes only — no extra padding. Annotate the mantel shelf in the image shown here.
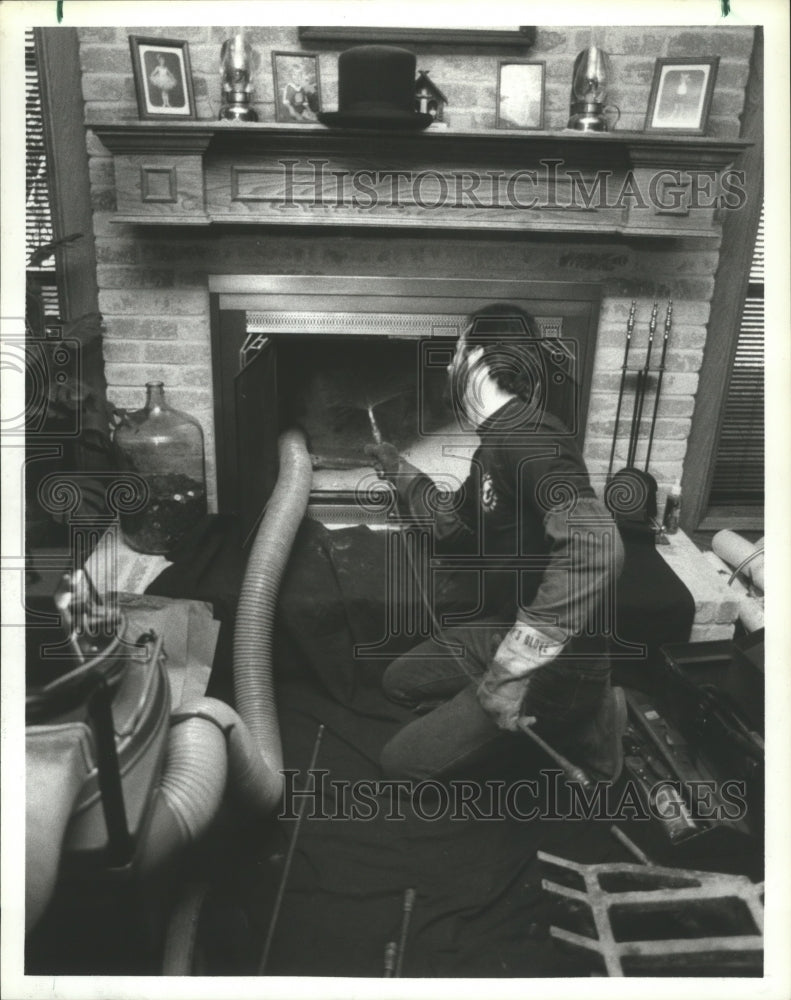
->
[90,120,751,238]
[90,120,749,160]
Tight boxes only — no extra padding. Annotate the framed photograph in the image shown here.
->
[272,51,322,123]
[129,36,196,120]
[495,60,545,130]
[644,57,719,134]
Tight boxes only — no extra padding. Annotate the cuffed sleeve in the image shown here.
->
[477,622,565,730]
[515,496,624,643]
[477,495,624,730]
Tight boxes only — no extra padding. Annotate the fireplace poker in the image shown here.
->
[383,940,398,977]
[609,825,653,865]
[517,718,592,788]
[608,300,636,479]
[394,888,417,977]
[626,301,658,468]
[259,722,325,974]
[310,452,370,470]
[644,300,672,472]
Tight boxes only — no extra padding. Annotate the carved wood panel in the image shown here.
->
[93,123,749,238]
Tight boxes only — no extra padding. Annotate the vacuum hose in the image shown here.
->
[233,428,313,769]
[26,431,313,925]
[141,428,313,868]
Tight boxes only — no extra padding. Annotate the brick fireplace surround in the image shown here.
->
[78,24,756,637]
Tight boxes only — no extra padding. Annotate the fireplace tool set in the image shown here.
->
[606,299,673,540]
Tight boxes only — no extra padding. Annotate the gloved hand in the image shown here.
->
[364,442,421,484]
[477,623,565,732]
[477,670,532,732]
[364,441,401,481]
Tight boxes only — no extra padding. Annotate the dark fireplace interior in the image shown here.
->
[277,335,456,468]
[277,333,585,486]
[209,277,602,539]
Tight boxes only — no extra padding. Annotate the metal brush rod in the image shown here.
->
[259,723,325,974]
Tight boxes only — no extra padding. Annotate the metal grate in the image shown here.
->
[539,851,764,977]
[246,311,565,341]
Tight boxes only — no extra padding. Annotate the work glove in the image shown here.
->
[364,442,421,484]
[364,441,401,481]
[477,624,565,732]
[365,442,476,551]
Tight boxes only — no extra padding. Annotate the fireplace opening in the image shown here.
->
[275,333,585,496]
[209,276,602,536]
[276,334,463,494]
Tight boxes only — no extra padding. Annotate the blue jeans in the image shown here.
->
[379,621,610,781]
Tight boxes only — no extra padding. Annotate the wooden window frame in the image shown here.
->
[33,27,99,323]
[682,27,764,533]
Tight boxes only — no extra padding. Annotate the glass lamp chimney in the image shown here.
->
[219,33,258,121]
[568,47,612,131]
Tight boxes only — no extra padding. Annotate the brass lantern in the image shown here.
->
[568,47,616,132]
[219,33,258,122]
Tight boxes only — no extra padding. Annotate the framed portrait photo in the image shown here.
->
[495,60,545,130]
[129,36,196,120]
[644,57,719,134]
[272,51,322,123]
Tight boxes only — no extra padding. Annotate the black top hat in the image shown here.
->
[318,45,433,129]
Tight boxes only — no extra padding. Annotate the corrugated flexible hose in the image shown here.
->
[142,428,313,867]
[232,428,313,769]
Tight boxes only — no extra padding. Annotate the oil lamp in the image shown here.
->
[567,47,617,131]
[219,33,258,122]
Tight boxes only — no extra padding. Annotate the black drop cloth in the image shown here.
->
[147,515,696,977]
[610,530,696,691]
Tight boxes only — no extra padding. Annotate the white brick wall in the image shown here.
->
[658,529,740,637]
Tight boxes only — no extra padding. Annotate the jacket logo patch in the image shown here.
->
[481,473,498,512]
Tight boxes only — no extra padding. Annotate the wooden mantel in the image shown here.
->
[91,121,750,238]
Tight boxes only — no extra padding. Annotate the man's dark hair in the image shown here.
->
[464,302,544,403]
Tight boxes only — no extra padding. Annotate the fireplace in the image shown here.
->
[209,275,601,539]
[77,27,757,650]
[91,114,750,528]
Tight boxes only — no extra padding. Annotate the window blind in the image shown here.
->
[708,205,764,506]
[26,28,60,320]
